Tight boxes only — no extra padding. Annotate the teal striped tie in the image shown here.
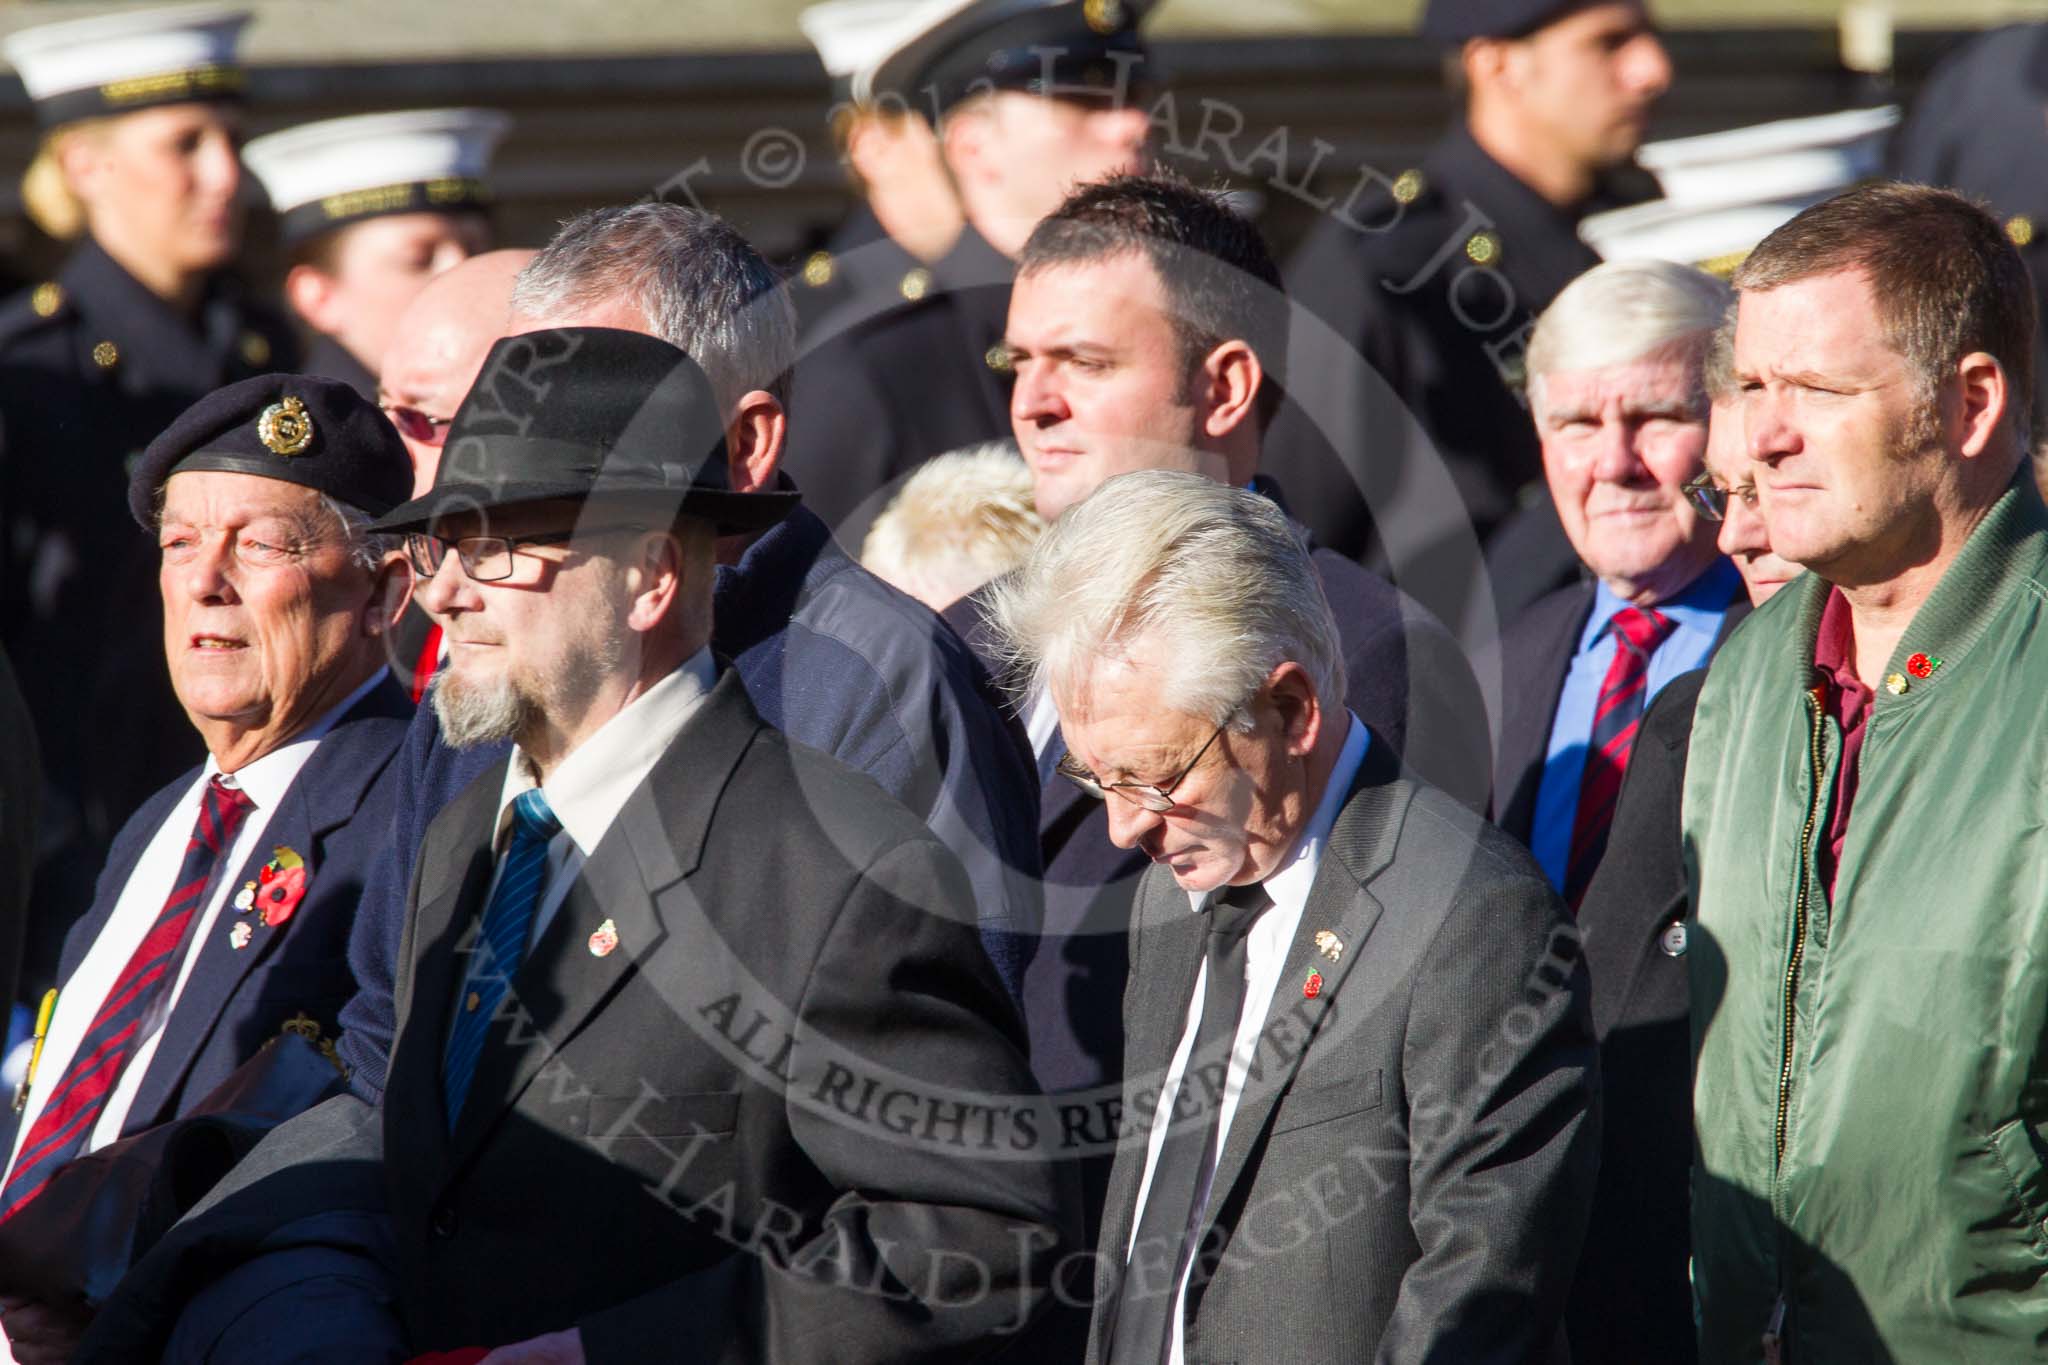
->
[443,789,560,1128]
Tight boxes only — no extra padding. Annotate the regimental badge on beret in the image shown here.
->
[1083,0,1125,35]
[258,395,315,456]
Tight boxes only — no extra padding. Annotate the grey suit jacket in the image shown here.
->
[1086,739,1600,1365]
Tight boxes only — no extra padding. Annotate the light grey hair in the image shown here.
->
[319,494,400,575]
[1702,301,1739,405]
[1526,258,1734,418]
[982,470,1345,727]
[861,441,1043,607]
[509,201,796,412]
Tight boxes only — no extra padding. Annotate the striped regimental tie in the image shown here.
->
[0,775,255,1221]
[1563,605,1676,909]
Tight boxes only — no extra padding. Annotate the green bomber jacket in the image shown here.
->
[1683,474,2048,1363]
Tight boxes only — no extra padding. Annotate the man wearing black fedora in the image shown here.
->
[80,327,1076,1364]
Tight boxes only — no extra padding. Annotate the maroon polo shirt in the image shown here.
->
[1812,588,1873,899]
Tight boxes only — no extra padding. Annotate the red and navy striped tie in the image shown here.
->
[1563,606,1675,909]
[0,775,254,1222]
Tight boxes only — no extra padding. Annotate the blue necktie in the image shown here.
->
[443,789,560,1128]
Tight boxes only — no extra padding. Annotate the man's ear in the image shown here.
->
[1952,351,2010,462]
[940,101,995,190]
[622,531,686,633]
[725,391,788,495]
[1199,340,1263,442]
[367,552,414,638]
[283,263,344,336]
[1264,660,1322,757]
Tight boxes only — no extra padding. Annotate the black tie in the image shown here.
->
[1108,881,1274,1365]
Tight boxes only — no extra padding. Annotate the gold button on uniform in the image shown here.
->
[985,343,1013,373]
[2008,215,2036,248]
[899,267,932,302]
[802,250,835,288]
[1392,169,1425,205]
[91,340,119,370]
[1465,231,1501,266]
[466,991,481,1013]
[29,282,61,318]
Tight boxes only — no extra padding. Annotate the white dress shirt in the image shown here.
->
[467,649,716,984]
[1122,713,1371,1365]
[4,668,388,1175]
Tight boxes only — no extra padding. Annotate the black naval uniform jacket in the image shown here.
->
[382,670,1076,1358]
[786,202,925,344]
[0,238,297,993]
[300,334,378,401]
[1891,23,2048,426]
[1268,122,1653,633]
[783,223,1014,547]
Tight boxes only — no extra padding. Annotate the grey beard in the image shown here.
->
[433,669,529,749]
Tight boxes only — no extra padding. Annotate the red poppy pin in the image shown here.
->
[1303,969,1323,1000]
[255,847,307,928]
[1905,652,1943,680]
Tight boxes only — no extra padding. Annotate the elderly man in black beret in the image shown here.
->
[77,327,1076,1365]
[0,375,415,1362]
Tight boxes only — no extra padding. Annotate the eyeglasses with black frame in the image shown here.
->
[404,526,645,583]
[1055,716,1232,812]
[1680,471,1761,524]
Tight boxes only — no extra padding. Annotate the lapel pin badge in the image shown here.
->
[1905,651,1943,680]
[588,918,620,958]
[228,921,253,951]
[1302,969,1323,1000]
[1313,930,1344,963]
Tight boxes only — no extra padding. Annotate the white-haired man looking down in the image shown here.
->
[986,469,1599,1365]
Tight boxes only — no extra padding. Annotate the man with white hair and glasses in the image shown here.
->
[987,469,1597,1364]
[1489,258,1745,906]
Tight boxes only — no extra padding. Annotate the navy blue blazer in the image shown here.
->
[39,677,410,1142]
[335,500,1043,1100]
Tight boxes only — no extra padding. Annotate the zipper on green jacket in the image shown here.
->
[1777,686,1829,1169]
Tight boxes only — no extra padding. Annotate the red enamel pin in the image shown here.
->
[1905,652,1942,680]
[1303,970,1323,1000]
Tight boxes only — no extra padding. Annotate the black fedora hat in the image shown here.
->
[369,327,799,535]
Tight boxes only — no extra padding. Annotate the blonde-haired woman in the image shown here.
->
[0,5,297,1019]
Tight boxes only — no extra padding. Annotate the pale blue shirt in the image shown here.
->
[1531,560,1741,889]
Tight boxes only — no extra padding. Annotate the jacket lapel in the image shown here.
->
[1201,739,1409,1237]
[123,682,412,1132]
[443,672,762,1174]
[55,778,190,984]
[390,761,507,1176]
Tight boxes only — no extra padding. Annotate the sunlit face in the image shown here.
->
[1703,395,1799,604]
[1504,2,1671,174]
[1537,346,1718,601]
[1007,255,1218,521]
[962,91,1149,248]
[1736,270,1946,586]
[414,503,636,750]
[158,472,380,757]
[1053,638,1317,894]
[310,211,493,380]
[73,102,244,275]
